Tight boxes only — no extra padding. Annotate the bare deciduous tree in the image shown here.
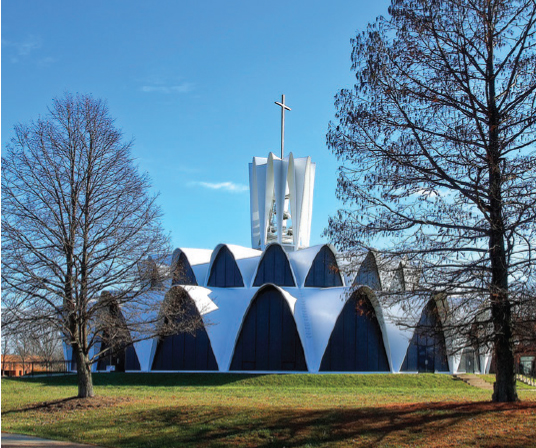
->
[29,320,64,364]
[1,93,198,398]
[326,0,536,402]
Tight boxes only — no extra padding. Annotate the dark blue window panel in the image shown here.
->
[230,286,307,371]
[96,341,109,371]
[354,252,381,290]
[125,345,141,371]
[172,253,198,286]
[207,246,244,287]
[96,305,140,372]
[96,339,123,371]
[253,245,295,287]
[400,300,449,372]
[305,246,343,287]
[96,341,140,372]
[151,294,218,371]
[320,292,389,372]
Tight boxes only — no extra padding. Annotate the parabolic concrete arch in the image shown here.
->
[204,244,261,287]
[151,286,218,371]
[253,243,297,287]
[229,284,307,372]
[304,245,344,288]
[96,314,141,373]
[354,252,382,290]
[207,245,244,287]
[95,295,141,373]
[320,286,390,372]
[400,298,450,373]
[353,251,407,293]
[171,249,198,286]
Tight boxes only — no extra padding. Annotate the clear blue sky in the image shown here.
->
[2,0,390,250]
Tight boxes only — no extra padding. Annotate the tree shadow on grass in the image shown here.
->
[4,399,535,447]
[115,401,536,448]
[2,395,131,416]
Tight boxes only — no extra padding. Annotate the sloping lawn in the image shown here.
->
[478,374,536,389]
[2,373,535,447]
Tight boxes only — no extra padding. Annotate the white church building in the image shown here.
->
[85,97,491,376]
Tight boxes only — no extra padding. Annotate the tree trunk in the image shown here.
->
[488,194,518,402]
[491,298,518,402]
[74,345,94,398]
[486,15,518,402]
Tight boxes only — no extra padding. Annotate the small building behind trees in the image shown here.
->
[1,355,48,377]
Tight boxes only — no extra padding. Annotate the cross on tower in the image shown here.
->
[275,94,291,159]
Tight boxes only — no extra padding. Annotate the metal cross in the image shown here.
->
[275,94,291,159]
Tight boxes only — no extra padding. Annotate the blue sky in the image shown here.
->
[2,0,390,250]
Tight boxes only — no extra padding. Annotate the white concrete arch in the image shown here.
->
[306,244,344,288]
[226,283,305,372]
[170,248,200,285]
[354,251,406,292]
[288,244,344,288]
[390,294,453,373]
[171,248,213,287]
[318,286,394,373]
[143,285,218,372]
[251,242,298,288]
[205,244,262,287]
[353,251,382,290]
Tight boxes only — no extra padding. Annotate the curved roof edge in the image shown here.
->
[289,244,343,288]
[139,285,218,373]
[167,285,219,317]
[172,248,213,287]
[226,283,302,371]
[352,250,407,292]
[205,244,262,287]
[172,248,213,266]
[333,286,394,372]
[378,292,454,372]
[251,242,298,288]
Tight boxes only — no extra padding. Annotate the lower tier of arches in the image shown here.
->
[85,293,484,375]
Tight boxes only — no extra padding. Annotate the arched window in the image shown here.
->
[152,290,218,371]
[207,246,244,287]
[96,300,141,372]
[230,286,307,371]
[354,252,381,290]
[304,246,343,287]
[400,300,449,372]
[320,291,389,371]
[172,252,197,286]
[253,244,295,287]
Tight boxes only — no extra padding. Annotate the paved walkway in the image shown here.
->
[1,433,103,448]
[454,374,494,390]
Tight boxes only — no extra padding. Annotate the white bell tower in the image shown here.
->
[249,95,315,251]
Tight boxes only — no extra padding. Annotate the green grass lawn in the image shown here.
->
[2,373,535,448]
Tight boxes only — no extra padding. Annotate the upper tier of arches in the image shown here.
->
[170,243,356,289]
